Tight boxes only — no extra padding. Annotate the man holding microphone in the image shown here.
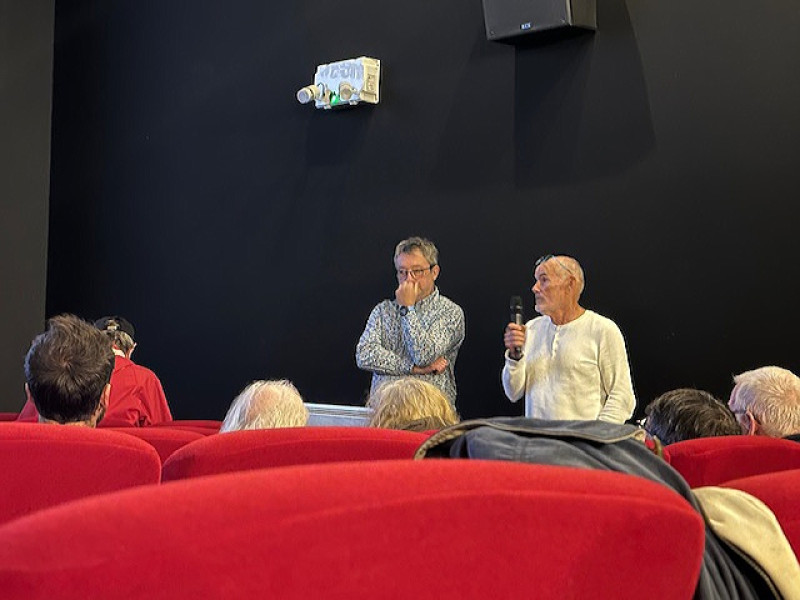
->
[502,254,635,422]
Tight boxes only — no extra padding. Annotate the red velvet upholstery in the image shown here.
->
[0,460,705,599]
[162,427,427,482]
[105,427,205,463]
[720,469,800,557]
[663,435,800,487]
[152,419,222,431]
[153,426,219,436]
[0,423,161,525]
[0,412,18,422]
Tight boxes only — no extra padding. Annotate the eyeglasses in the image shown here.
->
[535,254,575,277]
[396,266,434,280]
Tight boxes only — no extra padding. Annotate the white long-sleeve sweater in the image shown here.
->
[501,310,635,423]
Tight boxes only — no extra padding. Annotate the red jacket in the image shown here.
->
[17,356,172,427]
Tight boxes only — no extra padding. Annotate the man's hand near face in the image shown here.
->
[396,280,420,307]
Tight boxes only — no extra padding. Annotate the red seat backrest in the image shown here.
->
[151,420,222,432]
[105,427,205,463]
[0,460,705,600]
[0,412,19,422]
[0,423,161,525]
[663,435,800,487]
[161,427,428,482]
[720,468,800,557]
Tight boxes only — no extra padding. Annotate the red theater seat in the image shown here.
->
[0,460,705,599]
[162,427,428,482]
[0,412,18,422]
[105,427,205,463]
[152,419,222,432]
[0,423,161,525]
[720,469,800,557]
[663,435,800,488]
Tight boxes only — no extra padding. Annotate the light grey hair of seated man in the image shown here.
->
[220,379,309,433]
[729,366,800,438]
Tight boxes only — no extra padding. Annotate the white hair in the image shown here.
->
[220,379,308,433]
[730,366,800,437]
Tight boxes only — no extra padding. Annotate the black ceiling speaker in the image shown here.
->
[482,0,596,42]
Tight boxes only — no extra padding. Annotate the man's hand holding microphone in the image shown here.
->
[505,295,526,361]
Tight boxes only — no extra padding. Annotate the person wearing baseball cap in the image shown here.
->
[18,315,173,426]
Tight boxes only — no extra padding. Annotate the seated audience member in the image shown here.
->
[728,366,800,439]
[23,314,114,427]
[641,388,741,445]
[220,380,309,432]
[368,378,459,432]
[19,315,173,426]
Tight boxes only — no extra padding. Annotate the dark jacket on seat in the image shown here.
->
[416,417,783,600]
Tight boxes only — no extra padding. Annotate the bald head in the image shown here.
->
[553,256,585,296]
[534,255,585,300]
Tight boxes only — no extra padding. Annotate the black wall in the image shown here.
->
[46,0,800,419]
[0,0,53,411]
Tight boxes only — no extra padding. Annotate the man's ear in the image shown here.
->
[747,412,760,436]
[26,384,48,424]
[568,274,579,292]
[90,383,111,426]
[100,383,111,410]
[432,265,440,281]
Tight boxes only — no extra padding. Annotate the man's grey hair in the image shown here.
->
[394,237,439,267]
[730,366,800,437]
[220,379,309,432]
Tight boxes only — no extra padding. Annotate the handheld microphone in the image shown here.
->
[510,296,524,359]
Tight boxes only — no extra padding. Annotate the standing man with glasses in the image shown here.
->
[356,237,465,407]
[502,254,635,422]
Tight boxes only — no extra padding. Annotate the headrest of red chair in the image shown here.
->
[0,460,704,600]
[151,420,222,431]
[0,423,161,525]
[0,421,162,449]
[720,468,800,557]
[663,435,800,488]
[104,427,205,463]
[161,426,428,482]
